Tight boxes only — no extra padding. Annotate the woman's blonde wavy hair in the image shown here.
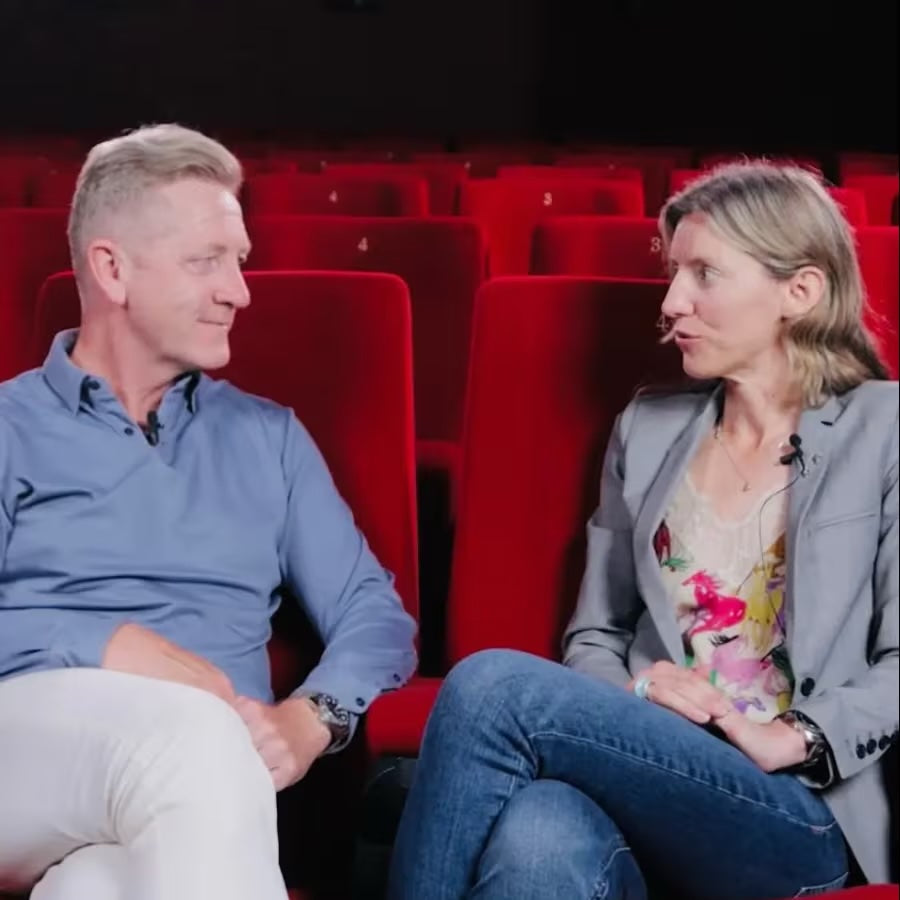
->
[658,161,889,406]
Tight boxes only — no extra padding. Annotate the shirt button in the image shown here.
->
[855,744,866,759]
[124,427,135,436]
[800,677,815,697]
[392,673,402,683]
[879,736,891,750]
[355,697,365,708]
[866,738,877,755]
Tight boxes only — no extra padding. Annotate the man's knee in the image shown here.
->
[30,844,126,900]
[116,683,275,832]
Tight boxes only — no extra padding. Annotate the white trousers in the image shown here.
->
[0,668,289,900]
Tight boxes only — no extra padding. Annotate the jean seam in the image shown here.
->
[590,843,631,900]
[530,730,839,832]
[792,870,849,897]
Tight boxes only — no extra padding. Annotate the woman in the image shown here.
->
[388,162,898,899]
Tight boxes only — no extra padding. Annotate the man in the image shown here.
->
[0,124,418,900]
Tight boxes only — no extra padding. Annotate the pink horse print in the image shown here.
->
[682,571,747,637]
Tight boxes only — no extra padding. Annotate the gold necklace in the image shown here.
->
[713,424,791,492]
[713,424,751,491]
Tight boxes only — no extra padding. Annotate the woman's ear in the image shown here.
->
[782,266,826,320]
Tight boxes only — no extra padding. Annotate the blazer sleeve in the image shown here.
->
[562,400,645,688]
[793,418,899,782]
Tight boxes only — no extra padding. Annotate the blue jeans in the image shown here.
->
[387,650,849,900]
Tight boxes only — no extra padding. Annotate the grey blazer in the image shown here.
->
[563,379,899,884]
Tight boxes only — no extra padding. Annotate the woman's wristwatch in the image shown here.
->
[776,709,827,768]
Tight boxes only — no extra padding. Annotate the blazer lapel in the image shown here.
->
[633,385,723,663]
[784,393,844,664]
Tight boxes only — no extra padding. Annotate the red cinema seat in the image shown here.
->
[498,164,644,186]
[246,215,486,473]
[447,277,681,666]
[460,177,644,275]
[32,269,419,899]
[0,155,41,206]
[669,168,704,195]
[829,187,869,228]
[531,216,667,279]
[242,172,429,217]
[326,162,468,215]
[838,152,899,181]
[844,174,900,226]
[30,169,79,208]
[34,270,418,639]
[856,226,900,377]
[556,150,690,216]
[0,208,70,382]
[412,149,549,178]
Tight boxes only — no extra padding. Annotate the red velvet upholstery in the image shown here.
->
[498,164,644,186]
[0,208,70,381]
[30,169,79,208]
[326,162,468,215]
[556,149,692,216]
[365,676,443,758]
[531,216,667,279]
[447,276,681,665]
[844,174,900,226]
[0,155,39,206]
[856,226,900,378]
[246,214,486,465]
[459,177,644,275]
[829,187,869,228]
[838,152,899,182]
[242,172,429,217]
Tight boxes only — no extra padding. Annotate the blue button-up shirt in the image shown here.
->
[0,330,417,714]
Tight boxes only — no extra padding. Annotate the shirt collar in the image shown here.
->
[41,328,203,416]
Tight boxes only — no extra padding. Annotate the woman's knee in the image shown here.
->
[438,649,552,714]
[475,780,634,897]
[30,844,126,900]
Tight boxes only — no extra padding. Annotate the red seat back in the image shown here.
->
[460,177,644,275]
[447,276,682,664]
[327,162,468,215]
[844,174,900,226]
[531,216,667,279]
[242,172,429,217]
[0,208,70,381]
[35,269,419,670]
[856,226,900,377]
[246,215,486,453]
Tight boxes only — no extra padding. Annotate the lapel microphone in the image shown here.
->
[779,433,806,475]
[144,410,162,447]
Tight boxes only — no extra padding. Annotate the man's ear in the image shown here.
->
[782,265,826,321]
[85,239,131,307]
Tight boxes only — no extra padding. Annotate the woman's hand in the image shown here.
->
[628,661,732,724]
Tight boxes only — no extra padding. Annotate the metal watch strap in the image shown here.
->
[304,692,352,753]
[778,710,826,767]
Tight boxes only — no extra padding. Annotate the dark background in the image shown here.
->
[0,0,896,151]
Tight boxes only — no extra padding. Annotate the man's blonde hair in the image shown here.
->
[68,123,243,277]
[659,161,889,406]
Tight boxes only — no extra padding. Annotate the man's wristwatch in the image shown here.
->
[776,709,827,768]
[302,692,352,753]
